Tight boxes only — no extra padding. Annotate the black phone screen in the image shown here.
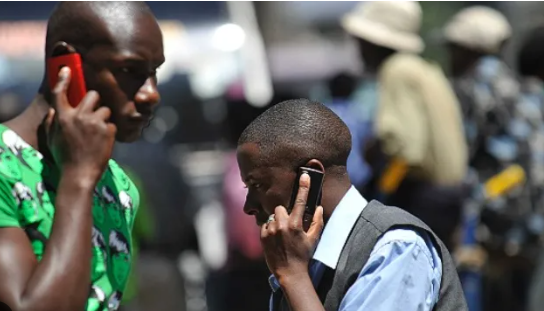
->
[288,167,325,230]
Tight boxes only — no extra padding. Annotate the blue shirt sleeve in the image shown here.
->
[339,228,443,311]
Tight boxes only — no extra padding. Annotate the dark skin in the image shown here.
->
[237,143,351,311]
[356,38,396,74]
[0,5,164,311]
[447,42,485,78]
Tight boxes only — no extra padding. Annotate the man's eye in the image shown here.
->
[246,183,261,189]
[119,67,144,76]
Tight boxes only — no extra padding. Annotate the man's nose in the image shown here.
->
[243,199,260,216]
[135,77,160,107]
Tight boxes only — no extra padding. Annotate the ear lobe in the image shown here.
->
[304,159,325,173]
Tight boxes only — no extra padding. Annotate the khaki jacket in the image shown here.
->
[375,53,468,185]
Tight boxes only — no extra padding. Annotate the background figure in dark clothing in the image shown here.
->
[324,73,372,192]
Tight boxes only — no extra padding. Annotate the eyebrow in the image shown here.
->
[243,173,257,184]
[111,51,165,68]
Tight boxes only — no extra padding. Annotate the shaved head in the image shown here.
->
[42,1,164,143]
[45,1,154,58]
[238,99,352,173]
[236,99,353,226]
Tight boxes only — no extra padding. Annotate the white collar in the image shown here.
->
[312,186,368,269]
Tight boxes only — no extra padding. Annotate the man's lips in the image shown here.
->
[130,111,153,124]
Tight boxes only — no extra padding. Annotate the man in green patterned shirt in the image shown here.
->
[0,2,164,311]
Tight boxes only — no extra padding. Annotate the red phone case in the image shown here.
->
[47,53,87,107]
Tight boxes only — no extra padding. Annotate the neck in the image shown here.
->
[452,61,479,78]
[321,174,352,222]
[4,94,50,150]
[365,55,391,75]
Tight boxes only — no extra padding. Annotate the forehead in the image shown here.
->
[93,13,164,64]
[237,143,295,182]
[237,143,263,176]
[236,146,279,189]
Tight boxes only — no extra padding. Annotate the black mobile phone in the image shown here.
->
[288,167,325,230]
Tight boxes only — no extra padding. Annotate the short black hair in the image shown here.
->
[238,99,352,173]
[518,25,544,77]
[45,1,152,57]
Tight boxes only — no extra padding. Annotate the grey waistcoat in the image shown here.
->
[273,200,468,311]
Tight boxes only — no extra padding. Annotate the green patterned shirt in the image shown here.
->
[0,124,139,311]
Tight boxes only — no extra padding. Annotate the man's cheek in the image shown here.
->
[263,190,289,213]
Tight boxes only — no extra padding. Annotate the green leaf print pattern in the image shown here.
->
[0,147,23,180]
[0,126,138,311]
[87,177,136,310]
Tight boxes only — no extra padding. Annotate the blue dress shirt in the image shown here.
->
[269,187,442,311]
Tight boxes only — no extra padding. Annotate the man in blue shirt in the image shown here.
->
[236,99,465,310]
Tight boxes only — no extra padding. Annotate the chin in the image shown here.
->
[115,129,142,143]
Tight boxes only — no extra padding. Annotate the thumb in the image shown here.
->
[44,108,55,137]
[307,206,324,243]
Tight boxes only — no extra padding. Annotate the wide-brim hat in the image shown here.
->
[341,1,424,53]
[444,6,512,54]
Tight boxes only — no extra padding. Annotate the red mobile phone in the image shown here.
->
[47,43,87,107]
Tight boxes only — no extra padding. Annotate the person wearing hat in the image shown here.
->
[342,1,468,249]
[444,6,517,163]
[445,7,543,311]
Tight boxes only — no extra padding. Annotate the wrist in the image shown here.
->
[276,269,311,288]
[60,166,102,190]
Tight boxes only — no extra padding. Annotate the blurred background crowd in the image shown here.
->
[3,1,544,311]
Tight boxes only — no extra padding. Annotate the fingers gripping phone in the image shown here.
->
[47,42,87,107]
[289,167,325,231]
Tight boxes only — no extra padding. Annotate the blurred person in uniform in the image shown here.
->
[0,2,164,311]
[342,1,468,248]
[445,7,539,311]
[516,25,544,311]
[323,73,372,192]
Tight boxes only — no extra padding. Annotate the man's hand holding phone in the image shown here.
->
[45,67,116,185]
[260,173,324,284]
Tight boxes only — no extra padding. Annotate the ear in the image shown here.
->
[51,41,76,57]
[304,159,325,173]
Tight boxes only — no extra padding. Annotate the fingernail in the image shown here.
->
[301,172,310,182]
[59,67,70,79]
